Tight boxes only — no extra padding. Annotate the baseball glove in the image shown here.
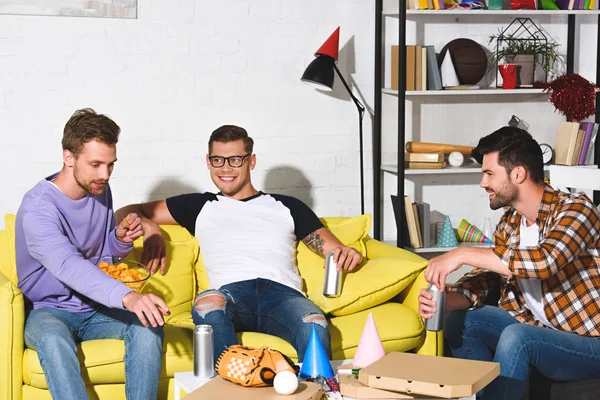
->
[215,345,298,387]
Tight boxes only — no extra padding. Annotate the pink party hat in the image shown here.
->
[352,313,386,368]
[299,325,335,379]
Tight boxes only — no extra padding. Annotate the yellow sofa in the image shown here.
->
[0,214,439,400]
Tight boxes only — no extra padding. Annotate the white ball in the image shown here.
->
[273,371,299,395]
[448,151,464,167]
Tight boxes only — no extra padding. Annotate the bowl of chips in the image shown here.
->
[96,256,151,293]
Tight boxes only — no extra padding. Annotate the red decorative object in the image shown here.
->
[498,64,518,89]
[315,27,340,61]
[538,73,600,122]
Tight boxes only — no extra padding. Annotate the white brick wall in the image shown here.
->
[0,0,376,229]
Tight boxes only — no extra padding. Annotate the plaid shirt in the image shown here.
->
[450,184,600,336]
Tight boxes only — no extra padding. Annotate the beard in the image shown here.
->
[73,164,107,196]
[488,180,518,210]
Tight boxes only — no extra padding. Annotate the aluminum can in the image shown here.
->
[193,324,214,378]
[323,252,342,298]
[424,284,446,332]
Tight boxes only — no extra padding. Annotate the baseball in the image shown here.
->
[273,370,299,395]
[448,151,464,167]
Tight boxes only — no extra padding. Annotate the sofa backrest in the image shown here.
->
[1,215,18,286]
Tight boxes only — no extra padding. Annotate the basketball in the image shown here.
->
[440,38,488,85]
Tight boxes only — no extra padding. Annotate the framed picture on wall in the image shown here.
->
[0,1,137,19]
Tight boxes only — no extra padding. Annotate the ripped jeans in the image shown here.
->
[192,278,331,363]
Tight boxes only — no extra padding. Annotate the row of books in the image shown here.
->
[392,45,443,92]
[406,0,445,9]
[556,0,597,10]
[405,152,447,169]
[391,195,431,249]
[554,121,598,166]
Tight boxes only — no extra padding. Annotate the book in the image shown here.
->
[406,45,417,91]
[444,85,480,90]
[404,196,422,248]
[421,47,427,91]
[578,122,595,164]
[390,195,411,248]
[584,123,599,165]
[405,152,444,163]
[405,161,447,169]
[425,45,442,91]
[415,45,423,91]
[412,203,424,248]
[414,201,431,248]
[570,129,586,165]
[391,45,399,90]
[554,121,581,165]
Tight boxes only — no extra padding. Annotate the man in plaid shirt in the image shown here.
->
[418,127,600,400]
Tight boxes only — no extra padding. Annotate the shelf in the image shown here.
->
[384,241,492,253]
[382,164,558,175]
[382,88,547,96]
[383,10,600,16]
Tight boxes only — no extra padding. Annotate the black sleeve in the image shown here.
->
[165,193,216,236]
[269,194,324,241]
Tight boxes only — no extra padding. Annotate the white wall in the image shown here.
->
[0,0,376,229]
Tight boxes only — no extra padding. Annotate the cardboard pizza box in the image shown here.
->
[339,373,417,399]
[357,352,499,399]
[184,376,323,400]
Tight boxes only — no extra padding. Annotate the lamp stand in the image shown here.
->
[332,63,366,215]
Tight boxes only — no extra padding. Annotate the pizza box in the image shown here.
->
[357,352,499,399]
[184,376,323,399]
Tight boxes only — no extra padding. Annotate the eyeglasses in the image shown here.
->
[208,154,251,168]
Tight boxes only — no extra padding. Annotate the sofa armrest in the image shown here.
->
[395,269,444,356]
[0,271,24,400]
[365,238,428,264]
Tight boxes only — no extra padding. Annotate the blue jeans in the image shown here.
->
[24,307,164,400]
[192,278,331,363]
[446,305,600,400]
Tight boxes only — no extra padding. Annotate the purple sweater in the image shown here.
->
[16,174,133,313]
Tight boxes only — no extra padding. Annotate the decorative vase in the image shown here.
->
[498,64,518,89]
[506,54,535,86]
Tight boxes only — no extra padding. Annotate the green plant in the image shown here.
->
[489,30,562,77]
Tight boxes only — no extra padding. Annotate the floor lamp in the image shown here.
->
[301,27,366,215]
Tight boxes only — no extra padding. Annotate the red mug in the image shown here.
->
[498,64,518,89]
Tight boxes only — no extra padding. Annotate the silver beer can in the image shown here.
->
[323,252,342,298]
[424,283,446,332]
[193,324,214,378]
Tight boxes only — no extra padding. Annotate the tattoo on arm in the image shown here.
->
[303,231,325,256]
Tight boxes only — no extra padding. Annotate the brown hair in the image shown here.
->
[62,108,120,156]
[472,126,544,184]
[208,125,254,154]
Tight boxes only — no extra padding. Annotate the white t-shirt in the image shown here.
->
[165,191,323,293]
[517,216,556,329]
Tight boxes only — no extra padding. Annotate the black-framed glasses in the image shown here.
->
[208,154,251,168]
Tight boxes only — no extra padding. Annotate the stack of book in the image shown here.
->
[392,45,442,92]
[554,121,598,166]
[405,0,445,10]
[405,152,447,169]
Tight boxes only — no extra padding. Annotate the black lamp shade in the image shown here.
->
[301,55,335,91]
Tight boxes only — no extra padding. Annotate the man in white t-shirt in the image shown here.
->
[117,125,363,363]
[417,127,600,400]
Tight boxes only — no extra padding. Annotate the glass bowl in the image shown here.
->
[96,256,151,293]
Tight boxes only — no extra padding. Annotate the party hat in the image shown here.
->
[440,51,459,87]
[352,313,386,368]
[315,27,340,61]
[299,325,335,379]
[437,216,458,247]
[457,219,492,244]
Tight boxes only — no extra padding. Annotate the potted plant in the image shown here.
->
[488,20,562,87]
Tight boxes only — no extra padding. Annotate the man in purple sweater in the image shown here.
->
[16,108,169,400]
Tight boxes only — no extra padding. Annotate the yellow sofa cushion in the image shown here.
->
[2,214,17,285]
[297,214,427,317]
[130,225,199,323]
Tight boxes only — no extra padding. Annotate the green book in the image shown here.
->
[584,0,591,8]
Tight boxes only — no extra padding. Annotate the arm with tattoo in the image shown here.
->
[303,231,325,256]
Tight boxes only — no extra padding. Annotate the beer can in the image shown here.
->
[193,324,214,378]
[323,252,342,298]
[424,284,446,332]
